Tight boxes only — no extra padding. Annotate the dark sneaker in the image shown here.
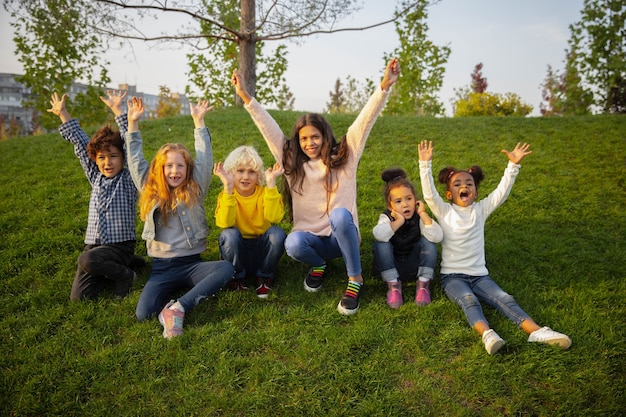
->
[337,280,363,315]
[158,300,185,339]
[304,265,326,292]
[228,279,249,291]
[255,277,273,299]
[114,269,137,299]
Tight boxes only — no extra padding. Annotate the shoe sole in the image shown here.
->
[487,339,505,355]
[303,279,322,293]
[337,301,359,316]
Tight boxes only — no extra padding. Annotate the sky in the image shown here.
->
[0,0,585,116]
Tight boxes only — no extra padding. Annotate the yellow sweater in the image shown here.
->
[214,185,284,239]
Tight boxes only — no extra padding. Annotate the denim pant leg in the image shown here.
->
[472,275,532,327]
[440,274,488,328]
[329,208,362,277]
[255,225,286,278]
[177,259,234,313]
[136,257,188,321]
[416,236,437,280]
[219,228,245,279]
[373,240,400,282]
[285,231,342,267]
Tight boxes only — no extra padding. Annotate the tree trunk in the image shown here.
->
[237,0,256,106]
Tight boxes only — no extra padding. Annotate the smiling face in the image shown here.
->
[95,148,124,178]
[298,125,323,160]
[446,171,477,207]
[233,163,259,197]
[164,151,188,189]
[388,185,417,219]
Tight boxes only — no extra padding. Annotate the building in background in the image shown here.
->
[0,73,189,136]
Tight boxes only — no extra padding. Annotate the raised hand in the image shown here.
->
[418,140,433,161]
[501,142,532,164]
[213,162,234,193]
[381,57,400,91]
[100,90,128,116]
[190,100,214,129]
[127,97,144,122]
[231,69,252,104]
[265,162,284,188]
[47,92,71,123]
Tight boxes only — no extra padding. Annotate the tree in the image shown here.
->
[455,92,532,117]
[540,50,593,116]
[326,79,347,114]
[471,63,488,93]
[325,75,375,114]
[384,0,450,116]
[156,86,183,119]
[5,0,425,109]
[568,0,626,113]
[3,0,111,130]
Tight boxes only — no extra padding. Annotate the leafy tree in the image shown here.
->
[455,92,532,117]
[540,50,593,116]
[156,86,183,119]
[471,63,488,93]
[3,0,110,130]
[326,79,347,114]
[384,0,449,116]
[568,0,626,113]
[325,75,375,114]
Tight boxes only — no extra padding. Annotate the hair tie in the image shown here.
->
[446,170,455,180]
[467,168,473,174]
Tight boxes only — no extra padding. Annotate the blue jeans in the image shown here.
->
[218,226,286,279]
[440,273,531,328]
[284,208,361,277]
[135,254,234,321]
[373,236,438,282]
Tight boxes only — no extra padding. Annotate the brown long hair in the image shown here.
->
[281,113,349,219]
[138,143,200,223]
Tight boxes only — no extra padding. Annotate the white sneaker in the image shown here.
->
[482,329,505,355]
[528,327,572,349]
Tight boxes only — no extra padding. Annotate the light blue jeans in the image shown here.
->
[440,273,532,328]
[284,208,362,277]
[218,226,286,280]
[373,236,438,282]
[135,254,234,321]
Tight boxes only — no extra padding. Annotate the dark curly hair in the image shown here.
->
[380,167,418,204]
[437,165,485,189]
[86,125,124,161]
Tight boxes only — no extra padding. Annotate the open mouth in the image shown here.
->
[460,190,470,202]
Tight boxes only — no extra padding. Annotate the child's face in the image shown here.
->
[164,151,187,189]
[388,185,417,219]
[446,172,477,207]
[233,163,258,197]
[298,125,323,160]
[95,148,124,178]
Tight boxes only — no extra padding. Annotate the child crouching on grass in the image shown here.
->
[418,140,571,355]
[213,146,286,299]
[126,96,234,339]
[48,90,141,300]
[372,167,442,309]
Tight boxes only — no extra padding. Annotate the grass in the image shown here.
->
[1,110,625,416]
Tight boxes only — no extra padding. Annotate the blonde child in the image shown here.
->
[126,96,234,339]
[418,140,571,354]
[213,146,286,298]
[232,58,400,315]
[48,90,140,300]
[372,168,442,309]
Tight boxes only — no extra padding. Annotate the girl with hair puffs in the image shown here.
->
[232,58,400,315]
[213,145,286,299]
[418,140,571,355]
[372,168,442,309]
[126,97,234,339]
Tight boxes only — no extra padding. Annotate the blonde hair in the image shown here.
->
[223,145,266,185]
[139,143,200,222]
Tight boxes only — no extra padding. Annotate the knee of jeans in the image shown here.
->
[461,293,480,307]
[284,235,302,259]
[266,226,287,246]
[219,228,241,245]
[77,251,96,272]
[329,208,352,229]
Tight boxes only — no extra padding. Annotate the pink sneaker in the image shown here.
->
[158,300,184,339]
[415,287,431,306]
[386,288,403,309]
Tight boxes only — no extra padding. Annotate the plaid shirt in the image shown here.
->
[59,115,138,245]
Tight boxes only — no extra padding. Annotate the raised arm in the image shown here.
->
[190,100,214,129]
[127,97,145,133]
[501,142,532,164]
[381,57,401,91]
[100,89,128,117]
[231,70,253,105]
[47,92,72,124]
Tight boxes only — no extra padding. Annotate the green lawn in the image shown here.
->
[1,110,624,416]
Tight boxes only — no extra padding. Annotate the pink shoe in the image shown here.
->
[158,300,184,339]
[386,288,403,309]
[415,287,431,306]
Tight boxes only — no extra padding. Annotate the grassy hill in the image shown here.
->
[1,109,625,416]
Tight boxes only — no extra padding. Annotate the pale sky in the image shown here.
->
[0,0,584,116]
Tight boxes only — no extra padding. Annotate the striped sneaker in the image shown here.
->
[304,264,326,292]
[337,280,363,315]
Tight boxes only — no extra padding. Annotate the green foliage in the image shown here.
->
[384,0,450,116]
[325,76,375,114]
[156,86,183,119]
[1,110,625,416]
[4,0,111,130]
[540,52,594,117]
[455,92,533,117]
[568,0,626,113]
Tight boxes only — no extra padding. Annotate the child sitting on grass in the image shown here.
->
[418,140,571,355]
[372,167,442,309]
[48,90,140,300]
[213,146,286,298]
[126,96,234,339]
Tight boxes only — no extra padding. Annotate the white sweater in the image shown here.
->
[419,159,520,276]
